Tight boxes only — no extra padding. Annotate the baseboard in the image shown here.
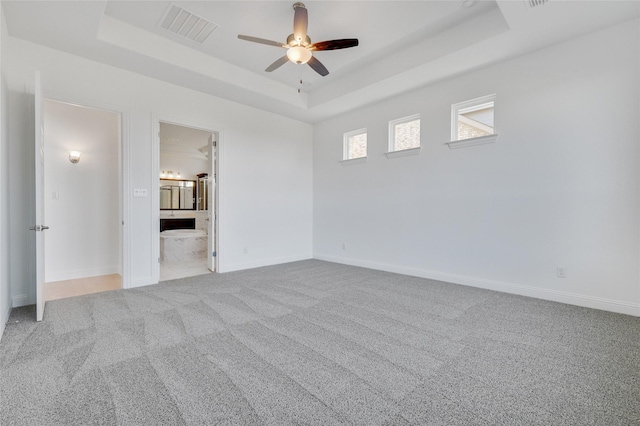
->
[221,254,313,273]
[313,254,640,317]
[46,266,120,283]
[11,293,28,308]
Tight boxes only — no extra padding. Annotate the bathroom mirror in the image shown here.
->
[160,179,196,210]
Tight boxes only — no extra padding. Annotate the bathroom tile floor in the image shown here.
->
[160,259,212,282]
[45,274,122,301]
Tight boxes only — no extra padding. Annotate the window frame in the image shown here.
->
[342,128,368,162]
[386,113,421,158]
[447,94,498,149]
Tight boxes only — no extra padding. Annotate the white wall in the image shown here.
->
[7,37,313,305]
[0,4,11,335]
[160,154,208,181]
[43,100,121,282]
[313,19,640,316]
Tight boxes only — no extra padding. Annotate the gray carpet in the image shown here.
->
[1,259,639,425]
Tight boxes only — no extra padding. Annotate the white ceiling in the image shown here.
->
[160,122,212,159]
[3,1,638,123]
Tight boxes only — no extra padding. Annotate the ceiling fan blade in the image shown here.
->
[292,3,308,44]
[238,35,286,48]
[308,56,329,76]
[310,39,359,51]
[265,56,289,72]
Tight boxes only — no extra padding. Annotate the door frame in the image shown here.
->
[152,113,222,283]
[44,90,131,289]
[34,72,44,320]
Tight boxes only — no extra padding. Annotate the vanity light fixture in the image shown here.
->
[161,170,183,180]
[69,151,81,164]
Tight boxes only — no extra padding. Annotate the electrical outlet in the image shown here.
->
[243,247,248,254]
[342,242,347,250]
[556,266,567,278]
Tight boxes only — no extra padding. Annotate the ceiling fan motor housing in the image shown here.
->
[287,33,311,47]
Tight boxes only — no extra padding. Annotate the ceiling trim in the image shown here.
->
[98,14,309,110]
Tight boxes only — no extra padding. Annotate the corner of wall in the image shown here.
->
[0,0,14,340]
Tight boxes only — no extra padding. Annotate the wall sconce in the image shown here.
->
[160,171,166,178]
[69,151,81,164]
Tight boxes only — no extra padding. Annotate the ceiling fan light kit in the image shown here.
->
[287,46,312,64]
[238,2,359,77]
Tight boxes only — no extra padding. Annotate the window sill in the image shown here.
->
[446,134,498,149]
[340,157,367,166]
[384,147,421,159]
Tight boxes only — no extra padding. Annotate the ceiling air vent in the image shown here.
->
[526,0,548,8]
[159,4,217,44]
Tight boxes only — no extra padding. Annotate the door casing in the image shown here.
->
[152,114,222,283]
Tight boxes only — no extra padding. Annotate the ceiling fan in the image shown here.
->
[238,2,358,77]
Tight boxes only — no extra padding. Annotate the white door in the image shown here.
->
[32,71,47,321]
[207,134,216,272]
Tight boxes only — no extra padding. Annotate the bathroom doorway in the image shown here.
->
[157,121,218,282]
[43,99,123,300]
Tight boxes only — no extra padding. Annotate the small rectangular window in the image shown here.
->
[451,94,495,142]
[343,129,367,160]
[389,114,420,152]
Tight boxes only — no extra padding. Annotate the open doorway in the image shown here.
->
[158,121,217,281]
[43,99,123,300]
